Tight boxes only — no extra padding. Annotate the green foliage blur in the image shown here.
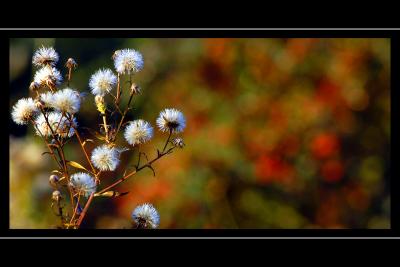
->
[9,38,390,229]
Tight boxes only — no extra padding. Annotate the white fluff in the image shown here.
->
[124,119,153,146]
[32,46,59,67]
[132,203,160,229]
[89,68,117,96]
[11,98,39,125]
[34,112,77,138]
[90,145,120,172]
[70,172,97,197]
[113,49,144,75]
[156,108,186,133]
[51,88,81,114]
[34,66,62,87]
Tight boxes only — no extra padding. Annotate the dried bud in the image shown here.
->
[65,58,78,69]
[52,190,62,202]
[49,174,59,187]
[172,137,185,148]
[112,50,121,60]
[95,95,106,114]
[130,83,141,95]
[29,81,40,92]
[34,99,45,109]
[45,78,56,91]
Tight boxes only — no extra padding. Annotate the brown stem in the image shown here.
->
[68,68,72,87]
[68,117,97,176]
[115,73,121,105]
[113,88,135,142]
[102,114,109,141]
[76,192,94,228]
[162,129,172,153]
[37,109,75,208]
[31,121,63,170]
[97,147,175,195]
[69,192,81,225]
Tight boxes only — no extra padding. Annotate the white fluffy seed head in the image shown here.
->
[51,88,81,114]
[11,98,39,125]
[70,172,97,198]
[34,112,77,138]
[39,91,54,108]
[32,46,59,67]
[90,145,120,172]
[89,68,117,96]
[113,49,144,75]
[132,203,160,229]
[124,119,153,146]
[156,108,186,133]
[33,66,63,88]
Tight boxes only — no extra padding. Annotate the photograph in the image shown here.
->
[8,37,390,232]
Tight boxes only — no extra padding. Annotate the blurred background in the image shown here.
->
[9,38,390,229]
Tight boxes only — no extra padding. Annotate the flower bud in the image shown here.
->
[34,99,45,109]
[95,95,106,114]
[49,174,59,187]
[52,190,62,202]
[65,58,78,69]
[172,137,185,148]
[131,83,141,95]
[29,81,40,92]
[112,50,121,60]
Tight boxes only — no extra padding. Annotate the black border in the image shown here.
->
[2,29,397,238]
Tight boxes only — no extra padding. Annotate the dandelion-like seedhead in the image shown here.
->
[113,49,144,75]
[32,46,59,67]
[52,88,81,114]
[91,145,121,171]
[39,91,54,108]
[34,112,77,138]
[11,98,39,125]
[89,68,117,96]
[70,172,97,198]
[34,66,63,88]
[11,44,186,229]
[132,203,160,229]
[156,108,186,134]
[124,119,154,146]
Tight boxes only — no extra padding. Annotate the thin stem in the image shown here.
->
[136,146,141,168]
[67,68,72,87]
[76,192,94,228]
[69,192,81,225]
[102,114,109,141]
[68,116,97,176]
[115,73,121,105]
[98,146,175,195]
[36,109,75,208]
[31,121,63,170]
[162,129,172,153]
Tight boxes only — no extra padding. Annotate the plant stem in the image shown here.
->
[113,83,135,142]
[115,73,121,105]
[76,193,94,228]
[97,146,175,195]
[162,129,172,153]
[102,114,109,141]
[68,117,97,176]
